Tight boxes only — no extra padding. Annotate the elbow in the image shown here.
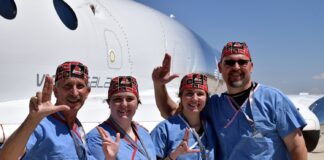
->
[159,109,175,119]
[160,112,169,119]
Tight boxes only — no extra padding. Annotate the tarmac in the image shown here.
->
[308,152,323,160]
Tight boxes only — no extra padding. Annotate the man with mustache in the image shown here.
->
[0,61,94,159]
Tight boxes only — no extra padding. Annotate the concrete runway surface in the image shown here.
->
[308,152,324,160]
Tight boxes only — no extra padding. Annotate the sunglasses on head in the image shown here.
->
[223,59,250,66]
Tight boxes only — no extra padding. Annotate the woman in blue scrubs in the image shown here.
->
[86,76,156,160]
[150,72,216,160]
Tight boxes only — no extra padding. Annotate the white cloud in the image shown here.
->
[312,73,324,80]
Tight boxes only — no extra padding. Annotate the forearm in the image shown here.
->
[154,83,178,118]
[289,147,307,160]
[284,129,307,160]
[0,114,42,159]
[105,156,116,160]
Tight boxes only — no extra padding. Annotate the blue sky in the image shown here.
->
[136,0,324,94]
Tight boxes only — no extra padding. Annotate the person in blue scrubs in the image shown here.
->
[0,61,95,159]
[153,42,308,160]
[86,76,156,160]
[150,73,215,160]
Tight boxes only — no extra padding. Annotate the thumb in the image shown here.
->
[167,74,179,82]
[53,105,70,113]
[188,149,200,153]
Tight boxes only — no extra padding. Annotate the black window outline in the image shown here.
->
[53,0,78,30]
[310,97,324,123]
[0,0,17,20]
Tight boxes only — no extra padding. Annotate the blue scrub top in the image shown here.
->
[204,84,306,160]
[86,122,156,160]
[23,115,94,160]
[150,114,216,160]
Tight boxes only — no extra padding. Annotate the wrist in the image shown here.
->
[27,113,44,123]
[168,151,177,160]
[105,155,116,160]
[153,82,165,88]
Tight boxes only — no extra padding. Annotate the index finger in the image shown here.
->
[161,53,171,73]
[182,128,190,141]
[42,75,53,102]
[115,133,120,143]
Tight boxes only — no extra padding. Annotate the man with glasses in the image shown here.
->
[152,42,307,160]
[0,61,95,159]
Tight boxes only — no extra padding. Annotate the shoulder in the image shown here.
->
[86,123,112,140]
[151,115,184,134]
[132,121,150,133]
[204,94,222,114]
[34,116,59,134]
[254,84,296,111]
[209,93,221,101]
[207,94,224,107]
[254,84,290,101]
[255,84,286,95]
[39,116,55,126]
[86,126,100,139]
[159,115,183,127]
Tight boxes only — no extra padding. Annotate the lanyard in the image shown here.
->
[178,114,207,160]
[53,112,88,160]
[223,82,259,136]
[105,118,151,160]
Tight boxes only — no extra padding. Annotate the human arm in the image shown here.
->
[0,76,69,159]
[97,126,120,160]
[152,53,179,118]
[275,93,308,160]
[283,128,307,160]
[167,128,200,160]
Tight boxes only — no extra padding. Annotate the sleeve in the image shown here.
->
[86,128,106,160]
[25,129,39,152]
[26,125,43,153]
[201,95,217,122]
[150,122,169,159]
[276,93,307,138]
[22,124,43,159]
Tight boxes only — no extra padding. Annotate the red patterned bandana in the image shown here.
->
[221,42,251,61]
[55,61,89,83]
[179,73,208,94]
[108,76,139,100]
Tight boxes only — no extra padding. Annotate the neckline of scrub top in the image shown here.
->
[105,118,151,160]
[223,82,260,129]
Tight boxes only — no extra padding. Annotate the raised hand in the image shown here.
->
[169,128,200,159]
[97,126,120,160]
[152,53,179,85]
[29,75,69,119]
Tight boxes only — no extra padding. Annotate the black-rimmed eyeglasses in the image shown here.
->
[223,59,250,67]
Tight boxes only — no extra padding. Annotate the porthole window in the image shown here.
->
[53,0,78,30]
[0,0,17,20]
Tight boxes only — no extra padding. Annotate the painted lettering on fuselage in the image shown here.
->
[36,74,112,88]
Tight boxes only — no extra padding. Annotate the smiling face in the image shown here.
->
[54,77,90,115]
[180,88,207,114]
[218,54,253,93]
[108,92,139,123]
